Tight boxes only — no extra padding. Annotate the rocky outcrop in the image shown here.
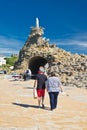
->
[14,19,87,88]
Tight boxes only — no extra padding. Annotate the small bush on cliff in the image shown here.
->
[5,56,18,66]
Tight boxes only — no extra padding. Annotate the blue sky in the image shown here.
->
[0,0,87,56]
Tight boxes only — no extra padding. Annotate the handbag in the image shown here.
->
[33,88,37,99]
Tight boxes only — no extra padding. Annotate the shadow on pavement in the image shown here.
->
[12,102,39,108]
[12,102,50,110]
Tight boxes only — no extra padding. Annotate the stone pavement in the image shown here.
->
[0,79,87,130]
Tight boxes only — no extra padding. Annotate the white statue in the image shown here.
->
[36,17,39,28]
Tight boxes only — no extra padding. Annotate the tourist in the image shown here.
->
[26,69,32,80]
[46,72,63,111]
[23,70,27,81]
[33,66,47,108]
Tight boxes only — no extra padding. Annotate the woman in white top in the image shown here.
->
[46,72,63,111]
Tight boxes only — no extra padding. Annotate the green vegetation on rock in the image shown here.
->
[5,56,18,66]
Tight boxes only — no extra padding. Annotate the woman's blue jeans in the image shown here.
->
[48,92,59,110]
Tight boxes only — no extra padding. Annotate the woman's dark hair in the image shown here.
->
[50,72,56,76]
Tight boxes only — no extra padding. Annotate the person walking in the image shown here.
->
[26,69,32,80]
[23,70,27,81]
[33,66,47,108]
[46,72,63,111]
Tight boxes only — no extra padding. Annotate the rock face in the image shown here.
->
[14,18,87,88]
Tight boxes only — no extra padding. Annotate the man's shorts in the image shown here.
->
[37,89,45,97]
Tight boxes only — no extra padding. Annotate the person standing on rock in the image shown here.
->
[46,72,63,111]
[33,66,47,108]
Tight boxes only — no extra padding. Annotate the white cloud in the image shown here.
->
[50,33,87,54]
[0,35,24,56]
[0,48,19,54]
[0,35,23,48]
[51,33,87,48]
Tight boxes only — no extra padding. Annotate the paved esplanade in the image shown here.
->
[0,78,87,130]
